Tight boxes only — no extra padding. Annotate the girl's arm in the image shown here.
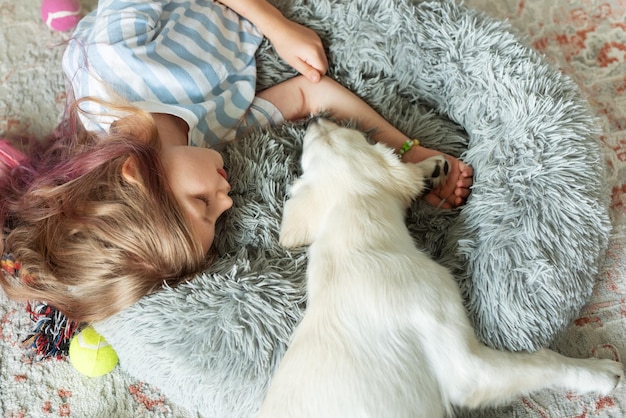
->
[217,0,328,82]
[258,75,473,208]
[219,1,473,207]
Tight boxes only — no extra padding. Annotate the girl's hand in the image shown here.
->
[402,146,473,209]
[268,20,328,83]
[425,156,473,209]
[218,0,327,82]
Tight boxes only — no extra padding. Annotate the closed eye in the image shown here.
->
[197,195,210,207]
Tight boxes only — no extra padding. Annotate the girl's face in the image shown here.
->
[160,145,233,254]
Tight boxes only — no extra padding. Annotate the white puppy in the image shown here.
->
[259,118,623,418]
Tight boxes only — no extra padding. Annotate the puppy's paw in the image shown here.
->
[416,155,449,189]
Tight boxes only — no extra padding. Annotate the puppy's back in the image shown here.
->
[258,300,446,418]
[262,120,450,417]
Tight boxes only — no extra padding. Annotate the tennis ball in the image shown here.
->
[69,326,119,377]
[41,0,82,32]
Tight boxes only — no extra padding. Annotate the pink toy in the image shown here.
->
[0,139,26,177]
[41,0,81,32]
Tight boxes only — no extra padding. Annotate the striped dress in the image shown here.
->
[62,0,283,148]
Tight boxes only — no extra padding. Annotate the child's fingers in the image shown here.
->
[298,47,327,82]
[304,50,328,82]
[270,20,328,83]
[305,69,321,83]
[294,58,323,83]
[308,50,328,75]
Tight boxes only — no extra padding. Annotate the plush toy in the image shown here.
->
[69,326,119,377]
[41,0,81,32]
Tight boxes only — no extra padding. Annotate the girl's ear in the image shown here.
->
[121,156,141,185]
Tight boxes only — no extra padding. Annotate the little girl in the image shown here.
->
[0,0,472,322]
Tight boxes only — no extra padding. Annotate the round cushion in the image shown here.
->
[96,0,610,416]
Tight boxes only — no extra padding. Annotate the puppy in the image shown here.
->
[259,118,623,418]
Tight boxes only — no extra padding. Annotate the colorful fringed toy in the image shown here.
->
[24,302,81,360]
[1,252,81,359]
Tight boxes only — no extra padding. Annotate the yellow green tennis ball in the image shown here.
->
[69,326,119,377]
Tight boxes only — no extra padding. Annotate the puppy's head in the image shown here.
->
[279,118,428,248]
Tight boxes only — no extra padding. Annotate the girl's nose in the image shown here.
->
[214,189,233,214]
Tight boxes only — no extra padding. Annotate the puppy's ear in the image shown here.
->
[279,183,320,248]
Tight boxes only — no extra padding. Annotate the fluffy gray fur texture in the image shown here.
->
[95,0,610,416]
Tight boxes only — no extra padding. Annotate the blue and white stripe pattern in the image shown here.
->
[62,0,282,147]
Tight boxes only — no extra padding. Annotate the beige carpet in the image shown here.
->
[1,0,626,416]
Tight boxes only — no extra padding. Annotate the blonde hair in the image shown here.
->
[0,100,207,322]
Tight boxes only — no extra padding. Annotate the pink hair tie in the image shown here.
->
[0,139,26,171]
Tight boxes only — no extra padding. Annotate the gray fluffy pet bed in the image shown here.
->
[95,0,610,416]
